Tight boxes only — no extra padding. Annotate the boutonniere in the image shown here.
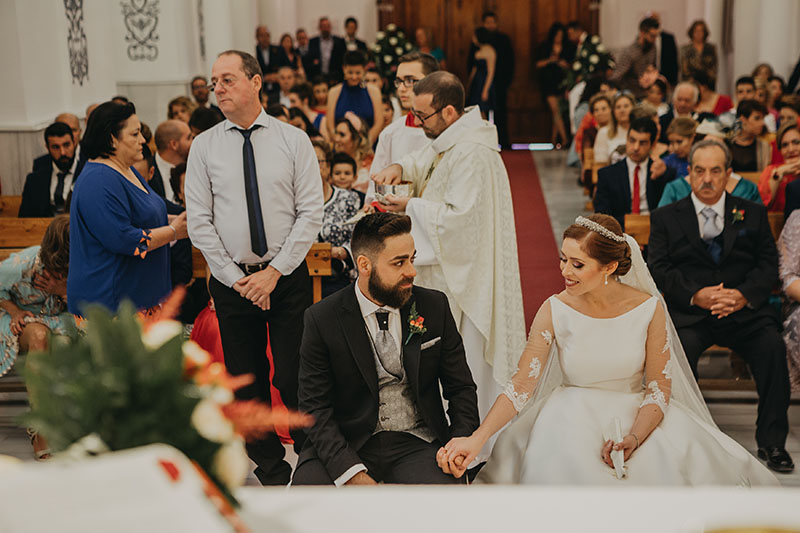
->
[731,207,745,223]
[405,302,427,345]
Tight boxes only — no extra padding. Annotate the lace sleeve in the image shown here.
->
[502,300,554,412]
[779,212,800,292]
[640,301,672,415]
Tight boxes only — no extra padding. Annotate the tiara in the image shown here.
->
[574,216,627,243]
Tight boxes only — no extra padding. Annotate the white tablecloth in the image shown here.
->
[238,485,800,533]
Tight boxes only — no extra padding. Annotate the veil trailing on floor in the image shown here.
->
[478,234,717,484]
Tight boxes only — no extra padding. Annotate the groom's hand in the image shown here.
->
[345,471,377,485]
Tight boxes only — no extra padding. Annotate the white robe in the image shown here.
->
[398,106,527,416]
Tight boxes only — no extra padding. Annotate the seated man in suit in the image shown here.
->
[649,139,793,473]
[594,117,675,229]
[151,119,193,202]
[293,212,479,486]
[20,122,85,217]
[32,112,83,173]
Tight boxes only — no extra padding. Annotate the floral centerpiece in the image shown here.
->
[562,35,615,90]
[372,23,415,79]
[20,289,311,508]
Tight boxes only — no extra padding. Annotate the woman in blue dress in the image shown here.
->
[68,102,189,316]
[0,216,74,458]
[326,50,384,145]
[467,27,497,119]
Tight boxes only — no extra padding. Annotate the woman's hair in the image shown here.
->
[609,93,635,138]
[188,106,224,133]
[343,50,367,67]
[312,139,333,163]
[666,117,698,138]
[288,107,321,137]
[687,20,709,41]
[631,102,658,122]
[752,62,774,79]
[562,214,632,276]
[81,101,136,159]
[589,93,611,115]
[690,69,715,91]
[40,215,70,278]
[167,96,197,119]
[279,33,293,49]
[474,27,491,45]
[290,82,314,105]
[543,22,565,54]
[266,104,289,119]
[169,162,187,203]
[579,77,606,104]
[335,117,371,159]
[777,120,799,150]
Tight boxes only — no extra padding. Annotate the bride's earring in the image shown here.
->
[604,274,609,285]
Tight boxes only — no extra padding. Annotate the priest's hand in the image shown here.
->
[234,265,281,310]
[345,471,378,485]
[372,163,403,185]
[382,194,410,213]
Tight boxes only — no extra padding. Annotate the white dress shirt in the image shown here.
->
[185,109,323,287]
[49,145,80,206]
[690,191,726,237]
[279,91,292,109]
[332,282,403,486]
[625,156,649,214]
[155,152,177,203]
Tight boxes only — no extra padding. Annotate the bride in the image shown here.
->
[438,214,778,485]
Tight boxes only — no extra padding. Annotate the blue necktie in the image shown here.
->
[701,207,722,263]
[236,126,268,257]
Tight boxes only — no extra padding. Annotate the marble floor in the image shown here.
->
[1,150,799,487]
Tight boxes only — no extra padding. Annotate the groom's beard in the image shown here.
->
[368,268,414,309]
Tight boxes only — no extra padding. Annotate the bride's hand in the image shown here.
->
[442,435,484,478]
[601,435,638,467]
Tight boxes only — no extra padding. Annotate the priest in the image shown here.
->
[374,72,526,456]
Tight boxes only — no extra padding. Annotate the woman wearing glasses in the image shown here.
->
[326,50,384,145]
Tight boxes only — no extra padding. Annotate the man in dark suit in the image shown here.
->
[295,28,315,75]
[594,117,675,229]
[467,11,514,148]
[255,25,281,93]
[649,139,793,473]
[658,81,700,143]
[343,16,367,53]
[292,213,479,486]
[149,119,193,202]
[650,13,678,87]
[32,112,82,173]
[20,122,86,217]
[307,16,347,82]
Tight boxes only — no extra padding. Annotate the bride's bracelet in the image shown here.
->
[628,433,640,449]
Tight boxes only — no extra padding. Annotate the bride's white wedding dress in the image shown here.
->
[478,235,778,486]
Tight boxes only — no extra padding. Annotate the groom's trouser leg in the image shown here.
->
[377,432,466,485]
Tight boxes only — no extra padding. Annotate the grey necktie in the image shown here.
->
[374,309,403,379]
[700,207,721,241]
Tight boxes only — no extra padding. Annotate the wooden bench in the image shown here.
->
[738,171,761,186]
[0,196,21,217]
[0,218,333,304]
[625,212,785,247]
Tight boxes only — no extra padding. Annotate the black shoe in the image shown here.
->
[758,446,795,473]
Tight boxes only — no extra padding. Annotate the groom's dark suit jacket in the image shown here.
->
[648,195,779,330]
[297,284,479,481]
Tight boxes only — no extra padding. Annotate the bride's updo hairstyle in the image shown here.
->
[563,214,632,276]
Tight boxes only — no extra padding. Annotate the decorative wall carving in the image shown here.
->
[121,0,160,61]
[197,0,206,62]
[64,0,89,85]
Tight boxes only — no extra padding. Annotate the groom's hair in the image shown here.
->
[351,213,412,260]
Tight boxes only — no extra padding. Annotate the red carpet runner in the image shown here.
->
[501,151,564,328]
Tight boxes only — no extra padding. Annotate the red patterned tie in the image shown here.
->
[632,164,640,214]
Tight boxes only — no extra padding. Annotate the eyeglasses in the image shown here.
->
[394,77,421,89]
[207,76,240,92]
[411,107,442,123]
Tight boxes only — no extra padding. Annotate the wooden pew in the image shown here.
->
[0,218,333,305]
[738,171,761,185]
[768,211,785,241]
[0,196,22,217]
[191,242,332,304]
[623,214,650,246]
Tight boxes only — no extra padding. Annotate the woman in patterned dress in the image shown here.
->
[0,216,75,458]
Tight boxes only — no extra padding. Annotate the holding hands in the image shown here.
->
[436,433,487,479]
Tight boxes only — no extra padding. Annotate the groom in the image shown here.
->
[292,213,479,485]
